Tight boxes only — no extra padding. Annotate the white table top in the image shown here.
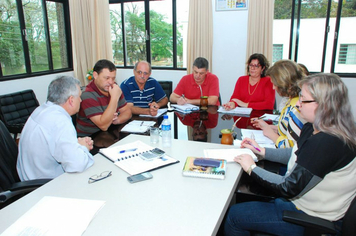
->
[0,135,242,236]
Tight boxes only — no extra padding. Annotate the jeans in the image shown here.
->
[224,198,304,236]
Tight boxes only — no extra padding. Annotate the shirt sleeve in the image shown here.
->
[153,80,167,102]
[120,81,134,103]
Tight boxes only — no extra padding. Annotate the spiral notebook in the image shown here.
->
[99,140,179,175]
[182,157,226,180]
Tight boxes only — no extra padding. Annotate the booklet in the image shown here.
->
[182,157,226,180]
[217,106,252,115]
[171,104,200,114]
[121,120,156,133]
[139,108,168,118]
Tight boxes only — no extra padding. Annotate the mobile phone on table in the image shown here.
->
[127,172,153,183]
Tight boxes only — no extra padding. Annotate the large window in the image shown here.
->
[109,0,188,69]
[0,0,72,80]
[273,0,356,76]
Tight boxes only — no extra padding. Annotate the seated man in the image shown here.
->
[120,61,168,116]
[170,57,220,106]
[17,76,94,180]
[76,59,132,136]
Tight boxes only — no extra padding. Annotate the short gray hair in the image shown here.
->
[47,76,80,105]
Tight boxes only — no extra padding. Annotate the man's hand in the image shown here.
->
[177,96,187,105]
[148,102,159,116]
[78,137,94,151]
[108,83,122,101]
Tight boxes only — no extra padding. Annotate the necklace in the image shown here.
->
[248,78,261,95]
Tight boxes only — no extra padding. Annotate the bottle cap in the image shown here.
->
[163,115,168,119]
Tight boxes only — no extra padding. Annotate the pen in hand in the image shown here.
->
[119,148,137,154]
[248,142,261,152]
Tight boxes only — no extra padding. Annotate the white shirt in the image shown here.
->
[17,101,94,180]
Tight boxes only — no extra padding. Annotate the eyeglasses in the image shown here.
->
[88,171,112,184]
[248,64,260,69]
[136,70,149,76]
[185,107,200,113]
[299,92,316,104]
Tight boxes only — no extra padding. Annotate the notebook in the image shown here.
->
[120,120,156,133]
[99,140,179,175]
[171,104,199,114]
[139,108,168,118]
[217,106,252,115]
[182,157,226,180]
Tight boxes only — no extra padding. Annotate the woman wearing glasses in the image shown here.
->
[251,60,307,148]
[223,53,275,111]
[224,73,356,236]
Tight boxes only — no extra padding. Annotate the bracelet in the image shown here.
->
[246,164,257,176]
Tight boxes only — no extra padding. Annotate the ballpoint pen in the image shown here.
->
[140,121,144,126]
[249,143,261,152]
[119,148,137,154]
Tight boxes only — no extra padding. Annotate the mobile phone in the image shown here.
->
[139,148,165,161]
[127,172,153,183]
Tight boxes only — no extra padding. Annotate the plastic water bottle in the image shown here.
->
[161,115,172,147]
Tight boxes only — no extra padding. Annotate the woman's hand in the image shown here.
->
[222,101,235,111]
[234,154,255,172]
[231,98,248,108]
[241,137,265,156]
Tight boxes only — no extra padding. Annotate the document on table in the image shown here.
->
[240,129,276,148]
[204,148,258,162]
[121,120,156,133]
[171,104,199,114]
[217,106,252,116]
[0,196,105,236]
[139,108,168,118]
[260,113,280,122]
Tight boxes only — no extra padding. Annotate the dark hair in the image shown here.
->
[246,53,270,77]
[193,57,209,70]
[47,76,80,105]
[93,59,116,74]
[266,60,305,98]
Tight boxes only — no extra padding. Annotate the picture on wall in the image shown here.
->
[216,0,248,11]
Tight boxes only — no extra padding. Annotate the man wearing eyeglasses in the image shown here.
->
[170,57,220,106]
[120,61,168,116]
[76,59,132,137]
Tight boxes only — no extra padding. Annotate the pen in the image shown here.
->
[119,148,137,154]
[258,115,266,120]
[248,142,261,152]
[140,121,144,126]
[182,94,185,99]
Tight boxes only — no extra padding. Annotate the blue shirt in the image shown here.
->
[120,76,166,108]
[17,101,94,180]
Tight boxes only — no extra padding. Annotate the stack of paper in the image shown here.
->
[218,106,252,115]
[260,113,280,122]
[121,120,156,133]
[204,148,258,162]
[171,104,199,114]
[240,129,276,148]
[139,108,168,118]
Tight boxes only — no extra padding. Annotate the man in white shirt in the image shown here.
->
[17,76,94,180]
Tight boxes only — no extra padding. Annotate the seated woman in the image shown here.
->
[223,53,275,110]
[251,60,306,148]
[224,73,356,235]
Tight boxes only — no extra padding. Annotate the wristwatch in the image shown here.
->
[246,164,257,176]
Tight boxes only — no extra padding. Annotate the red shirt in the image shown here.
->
[230,75,275,110]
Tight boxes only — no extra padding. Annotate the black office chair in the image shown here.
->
[158,81,173,106]
[0,89,40,140]
[0,120,51,209]
[282,194,356,236]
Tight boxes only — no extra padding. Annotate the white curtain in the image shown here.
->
[187,0,213,73]
[69,0,113,85]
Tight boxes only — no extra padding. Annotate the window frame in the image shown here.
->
[0,0,73,82]
[109,0,186,70]
[287,0,355,77]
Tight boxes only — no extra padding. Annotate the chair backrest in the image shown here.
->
[342,194,356,235]
[0,89,39,134]
[0,120,20,192]
[158,81,173,101]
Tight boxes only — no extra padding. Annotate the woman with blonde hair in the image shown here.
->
[252,60,306,148]
[225,73,356,235]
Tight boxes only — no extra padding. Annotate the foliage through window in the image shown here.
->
[109,0,188,69]
[0,0,72,80]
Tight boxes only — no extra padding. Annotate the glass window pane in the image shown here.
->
[150,0,173,67]
[273,0,292,62]
[334,3,356,73]
[124,2,146,66]
[22,0,49,72]
[110,3,124,66]
[297,1,329,72]
[176,0,189,68]
[0,0,26,76]
[46,1,68,70]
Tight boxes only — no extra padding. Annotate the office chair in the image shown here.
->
[158,81,173,107]
[282,194,356,236]
[0,120,51,209]
[0,89,40,140]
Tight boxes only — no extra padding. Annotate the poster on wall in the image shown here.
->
[216,0,248,11]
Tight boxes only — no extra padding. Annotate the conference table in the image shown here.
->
[0,135,244,235]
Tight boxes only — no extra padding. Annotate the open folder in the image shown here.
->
[99,140,179,175]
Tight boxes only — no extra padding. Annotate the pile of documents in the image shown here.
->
[121,120,156,133]
[217,106,252,116]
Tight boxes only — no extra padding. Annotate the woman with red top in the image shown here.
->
[223,53,275,110]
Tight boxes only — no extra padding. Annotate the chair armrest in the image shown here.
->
[0,179,52,203]
[282,210,337,234]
